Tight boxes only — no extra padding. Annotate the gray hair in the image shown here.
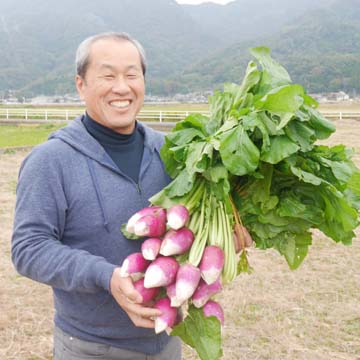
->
[75,32,147,79]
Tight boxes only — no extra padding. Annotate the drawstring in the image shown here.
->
[86,158,110,233]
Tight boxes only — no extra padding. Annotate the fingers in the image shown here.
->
[118,293,161,329]
[120,277,142,304]
[128,313,156,329]
[110,268,162,329]
[124,300,161,319]
[111,268,142,303]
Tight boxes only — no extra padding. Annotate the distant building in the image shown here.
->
[324,91,350,102]
[309,91,350,103]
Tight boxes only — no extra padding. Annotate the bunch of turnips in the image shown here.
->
[121,204,233,333]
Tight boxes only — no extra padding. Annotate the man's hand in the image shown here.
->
[110,267,162,328]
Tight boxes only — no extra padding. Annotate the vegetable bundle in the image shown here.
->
[121,204,226,335]
[122,47,360,360]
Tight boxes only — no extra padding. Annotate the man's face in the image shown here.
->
[76,38,145,134]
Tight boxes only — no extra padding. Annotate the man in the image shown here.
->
[12,32,181,360]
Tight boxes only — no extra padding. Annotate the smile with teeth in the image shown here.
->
[110,100,131,109]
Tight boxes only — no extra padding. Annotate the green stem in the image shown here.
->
[208,195,218,246]
[221,202,237,284]
[188,210,201,234]
[186,177,206,212]
[188,188,209,266]
[216,202,224,248]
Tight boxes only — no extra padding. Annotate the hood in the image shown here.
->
[49,115,160,168]
[48,115,164,232]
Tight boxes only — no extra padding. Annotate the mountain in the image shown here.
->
[182,0,335,45]
[0,0,359,98]
[0,0,222,97]
[179,0,360,95]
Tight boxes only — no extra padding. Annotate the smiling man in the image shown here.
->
[76,36,145,134]
[12,32,181,360]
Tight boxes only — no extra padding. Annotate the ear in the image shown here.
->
[75,75,86,101]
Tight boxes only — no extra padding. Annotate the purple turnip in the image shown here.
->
[126,206,166,234]
[167,205,189,230]
[133,215,166,238]
[192,278,222,308]
[133,278,160,303]
[203,300,224,325]
[154,297,177,333]
[119,252,150,281]
[144,256,179,288]
[199,245,224,284]
[141,237,162,260]
[175,264,201,304]
[160,228,194,256]
[166,283,182,307]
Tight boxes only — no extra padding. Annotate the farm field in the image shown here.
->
[0,101,360,149]
[0,119,359,359]
[1,100,360,112]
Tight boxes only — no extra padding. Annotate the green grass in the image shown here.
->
[0,103,209,112]
[143,103,209,111]
[0,124,65,148]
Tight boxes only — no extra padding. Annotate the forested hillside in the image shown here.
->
[0,0,358,97]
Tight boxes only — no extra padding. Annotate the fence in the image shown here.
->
[0,108,359,123]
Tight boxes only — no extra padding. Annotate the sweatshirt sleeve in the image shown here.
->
[11,145,116,293]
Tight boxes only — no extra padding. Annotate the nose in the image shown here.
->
[112,76,130,94]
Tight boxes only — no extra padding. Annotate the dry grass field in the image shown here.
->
[0,119,359,360]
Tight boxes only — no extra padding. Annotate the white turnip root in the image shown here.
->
[160,228,194,256]
[141,237,162,260]
[199,245,224,285]
[144,256,179,288]
[154,297,177,333]
[175,263,201,304]
[167,205,189,230]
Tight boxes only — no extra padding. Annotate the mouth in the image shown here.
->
[109,100,131,109]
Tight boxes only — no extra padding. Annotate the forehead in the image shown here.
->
[88,38,142,68]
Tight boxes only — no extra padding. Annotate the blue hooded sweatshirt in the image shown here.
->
[11,116,172,354]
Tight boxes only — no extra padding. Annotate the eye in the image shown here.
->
[127,73,138,79]
[103,74,115,79]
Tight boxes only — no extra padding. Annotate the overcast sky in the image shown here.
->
[176,0,234,5]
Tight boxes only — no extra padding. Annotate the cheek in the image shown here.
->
[134,80,145,95]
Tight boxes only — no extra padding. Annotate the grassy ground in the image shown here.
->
[1,100,359,111]
[0,124,65,148]
[0,120,359,360]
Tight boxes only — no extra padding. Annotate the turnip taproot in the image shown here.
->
[154,297,177,333]
[166,283,182,307]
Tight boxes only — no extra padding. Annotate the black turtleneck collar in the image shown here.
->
[83,113,138,147]
[82,113,144,182]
